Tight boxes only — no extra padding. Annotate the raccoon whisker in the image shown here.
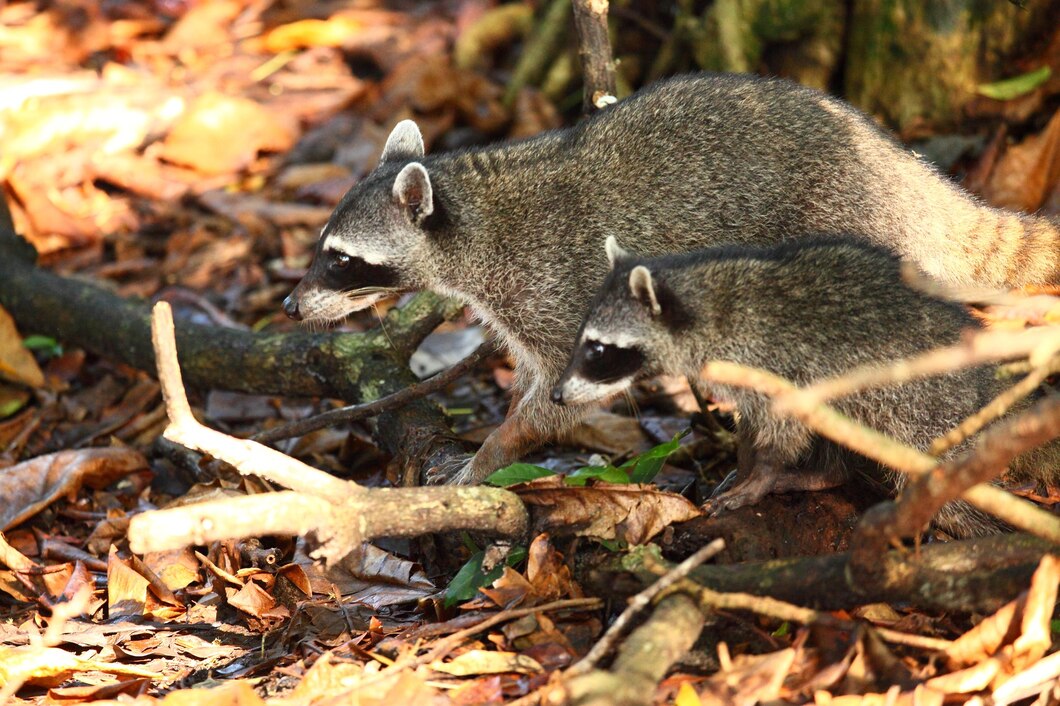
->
[623,388,641,422]
[373,302,397,351]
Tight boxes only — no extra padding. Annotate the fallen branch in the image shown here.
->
[254,341,494,444]
[127,303,528,565]
[566,538,725,679]
[565,593,705,706]
[590,533,1058,614]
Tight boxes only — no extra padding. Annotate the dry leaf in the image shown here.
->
[1009,554,1059,670]
[565,409,649,455]
[430,650,543,676]
[0,304,44,389]
[228,580,277,619]
[0,447,147,531]
[160,92,297,175]
[516,476,701,545]
[981,109,1060,212]
[107,547,150,619]
[0,645,157,688]
[525,533,578,602]
[159,679,266,705]
[261,16,364,52]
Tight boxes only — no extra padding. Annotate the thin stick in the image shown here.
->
[783,326,1060,408]
[565,538,725,678]
[929,355,1060,455]
[253,341,494,444]
[152,302,353,499]
[700,361,1060,543]
[422,597,602,663]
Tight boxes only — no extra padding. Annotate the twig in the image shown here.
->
[343,597,603,700]
[571,0,617,113]
[152,301,353,500]
[128,303,529,565]
[854,392,1060,587]
[254,342,493,444]
[700,361,1060,543]
[781,326,1060,409]
[929,354,1060,455]
[565,538,725,678]
[423,597,602,663]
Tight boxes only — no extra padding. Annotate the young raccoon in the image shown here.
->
[554,237,1059,537]
[283,72,1060,486]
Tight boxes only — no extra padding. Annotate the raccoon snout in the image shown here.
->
[550,386,566,406]
[282,294,302,321]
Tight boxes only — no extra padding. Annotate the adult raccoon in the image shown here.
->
[283,73,1060,485]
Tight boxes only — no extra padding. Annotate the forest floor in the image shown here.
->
[1,1,1059,705]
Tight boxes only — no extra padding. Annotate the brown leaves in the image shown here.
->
[0,447,147,531]
[514,476,701,545]
[160,93,298,175]
[978,110,1060,214]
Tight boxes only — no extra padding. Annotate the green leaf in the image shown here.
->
[445,551,499,606]
[22,335,62,356]
[622,429,690,484]
[460,531,480,554]
[486,462,555,487]
[594,538,625,552]
[0,396,27,418]
[772,621,791,638]
[1052,619,1060,635]
[444,546,528,607]
[565,464,630,486]
[977,66,1051,101]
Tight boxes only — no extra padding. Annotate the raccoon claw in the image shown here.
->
[702,480,770,517]
[425,453,480,486]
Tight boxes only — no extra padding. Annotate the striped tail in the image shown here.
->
[967,210,1060,288]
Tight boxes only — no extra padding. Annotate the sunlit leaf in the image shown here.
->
[977,66,1051,101]
[620,429,690,483]
[565,465,630,486]
[486,463,555,487]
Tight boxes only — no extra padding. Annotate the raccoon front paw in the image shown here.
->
[701,479,770,517]
[425,453,487,486]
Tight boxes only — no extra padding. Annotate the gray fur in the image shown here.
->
[556,238,1060,538]
[285,73,1060,485]
[381,119,425,163]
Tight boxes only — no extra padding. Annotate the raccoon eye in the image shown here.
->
[585,341,606,362]
[331,253,351,270]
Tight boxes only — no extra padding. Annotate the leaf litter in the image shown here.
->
[0,0,1058,704]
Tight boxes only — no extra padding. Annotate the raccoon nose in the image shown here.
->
[550,386,565,406]
[283,294,302,321]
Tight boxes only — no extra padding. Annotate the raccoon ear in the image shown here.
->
[393,162,434,224]
[381,120,425,164]
[604,236,631,268]
[629,265,662,316]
